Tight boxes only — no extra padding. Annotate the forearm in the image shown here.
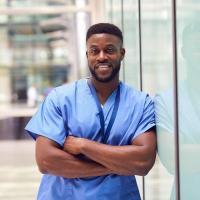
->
[36,137,112,178]
[42,149,111,178]
[79,139,154,176]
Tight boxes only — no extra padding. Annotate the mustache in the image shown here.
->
[94,62,112,68]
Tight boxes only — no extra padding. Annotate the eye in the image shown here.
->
[88,48,99,56]
[105,47,116,54]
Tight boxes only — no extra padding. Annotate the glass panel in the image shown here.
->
[104,0,113,22]
[123,0,140,88]
[177,0,200,199]
[110,0,122,28]
[122,0,143,196]
[141,0,175,200]
[0,1,90,199]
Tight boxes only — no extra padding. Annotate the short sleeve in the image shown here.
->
[132,95,155,140]
[25,89,66,146]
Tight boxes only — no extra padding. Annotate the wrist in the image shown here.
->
[79,138,87,153]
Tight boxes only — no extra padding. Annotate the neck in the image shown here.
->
[90,76,119,104]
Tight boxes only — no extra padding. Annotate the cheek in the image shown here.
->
[113,56,123,64]
[109,55,120,62]
[87,57,95,65]
[116,53,124,60]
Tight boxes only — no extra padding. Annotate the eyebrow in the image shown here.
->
[88,45,98,48]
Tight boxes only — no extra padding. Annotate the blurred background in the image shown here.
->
[0,0,199,199]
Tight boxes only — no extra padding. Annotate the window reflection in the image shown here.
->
[155,20,200,200]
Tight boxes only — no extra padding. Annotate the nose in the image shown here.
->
[97,50,108,62]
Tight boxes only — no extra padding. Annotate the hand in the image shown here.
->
[63,136,85,155]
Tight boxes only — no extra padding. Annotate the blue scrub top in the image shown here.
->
[25,79,155,200]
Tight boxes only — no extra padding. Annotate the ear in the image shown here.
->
[86,51,88,58]
[120,48,125,60]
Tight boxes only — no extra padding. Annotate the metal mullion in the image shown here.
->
[120,0,125,82]
[171,0,180,199]
[138,0,144,198]
[138,0,143,92]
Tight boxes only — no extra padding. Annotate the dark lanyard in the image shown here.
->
[87,79,120,143]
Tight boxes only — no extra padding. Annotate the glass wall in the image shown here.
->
[177,1,200,199]
[141,1,175,200]
[106,0,200,200]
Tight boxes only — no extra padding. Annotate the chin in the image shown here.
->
[95,76,115,83]
[92,70,119,83]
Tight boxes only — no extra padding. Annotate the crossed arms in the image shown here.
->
[36,129,156,178]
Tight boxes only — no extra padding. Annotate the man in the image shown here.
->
[25,23,156,200]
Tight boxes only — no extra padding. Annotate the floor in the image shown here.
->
[0,141,41,200]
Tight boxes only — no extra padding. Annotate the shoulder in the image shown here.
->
[49,79,86,98]
[120,82,151,104]
[44,79,88,108]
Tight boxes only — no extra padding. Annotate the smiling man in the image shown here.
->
[25,23,156,200]
[87,30,123,83]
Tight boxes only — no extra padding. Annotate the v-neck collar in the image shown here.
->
[85,78,121,119]
[102,87,118,120]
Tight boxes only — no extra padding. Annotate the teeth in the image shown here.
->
[98,65,109,68]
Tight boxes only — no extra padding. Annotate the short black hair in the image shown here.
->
[86,23,123,43]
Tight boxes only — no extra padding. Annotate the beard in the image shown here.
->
[89,61,121,83]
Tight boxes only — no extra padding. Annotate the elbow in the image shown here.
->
[134,162,152,176]
[140,151,157,176]
[133,157,156,176]
[38,162,48,174]
[36,155,50,174]
[36,155,75,178]
[137,164,151,176]
[37,159,49,174]
[36,149,59,175]
[38,167,47,174]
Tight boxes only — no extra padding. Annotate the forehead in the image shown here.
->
[86,33,121,47]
